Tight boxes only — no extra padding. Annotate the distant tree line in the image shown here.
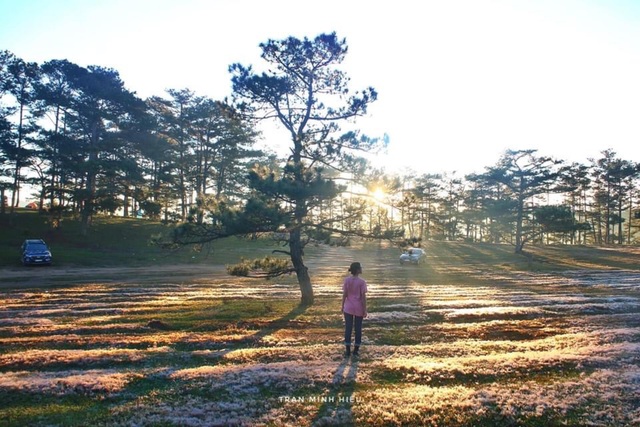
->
[1,48,639,250]
[386,148,640,250]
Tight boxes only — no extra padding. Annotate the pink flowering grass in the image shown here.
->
[0,242,639,426]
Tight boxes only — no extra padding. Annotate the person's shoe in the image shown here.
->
[343,345,351,358]
[352,345,360,357]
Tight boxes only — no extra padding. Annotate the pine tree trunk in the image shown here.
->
[515,195,524,254]
[81,122,99,236]
[289,228,314,306]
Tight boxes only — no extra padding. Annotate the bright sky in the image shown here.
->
[2,0,640,176]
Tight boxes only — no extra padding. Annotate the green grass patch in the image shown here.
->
[114,298,302,331]
[0,392,111,427]
[369,359,589,389]
[370,326,424,345]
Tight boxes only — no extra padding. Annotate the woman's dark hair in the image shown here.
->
[348,262,362,274]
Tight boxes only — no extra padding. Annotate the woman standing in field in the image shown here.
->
[342,262,368,357]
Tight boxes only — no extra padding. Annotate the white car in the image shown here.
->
[399,248,426,265]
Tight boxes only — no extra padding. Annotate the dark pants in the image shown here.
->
[344,313,363,346]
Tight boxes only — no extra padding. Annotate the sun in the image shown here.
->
[371,188,386,202]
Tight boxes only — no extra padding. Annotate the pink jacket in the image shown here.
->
[342,275,367,317]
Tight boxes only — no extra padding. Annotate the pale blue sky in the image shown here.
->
[2,0,640,175]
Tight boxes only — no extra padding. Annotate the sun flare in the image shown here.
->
[371,188,386,202]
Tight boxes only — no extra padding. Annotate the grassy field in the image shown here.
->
[1,212,640,426]
[0,209,285,268]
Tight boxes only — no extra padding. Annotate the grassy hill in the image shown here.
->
[2,209,639,272]
[0,209,281,268]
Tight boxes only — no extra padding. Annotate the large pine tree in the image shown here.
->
[170,33,380,305]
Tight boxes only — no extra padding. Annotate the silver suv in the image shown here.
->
[21,239,53,266]
[399,247,426,265]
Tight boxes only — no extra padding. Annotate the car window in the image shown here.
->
[27,244,48,251]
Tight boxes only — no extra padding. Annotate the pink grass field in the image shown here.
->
[1,242,639,426]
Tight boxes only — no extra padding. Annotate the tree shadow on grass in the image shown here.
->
[238,302,309,347]
[311,356,359,426]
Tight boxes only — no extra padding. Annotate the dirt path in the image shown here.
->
[0,264,231,289]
